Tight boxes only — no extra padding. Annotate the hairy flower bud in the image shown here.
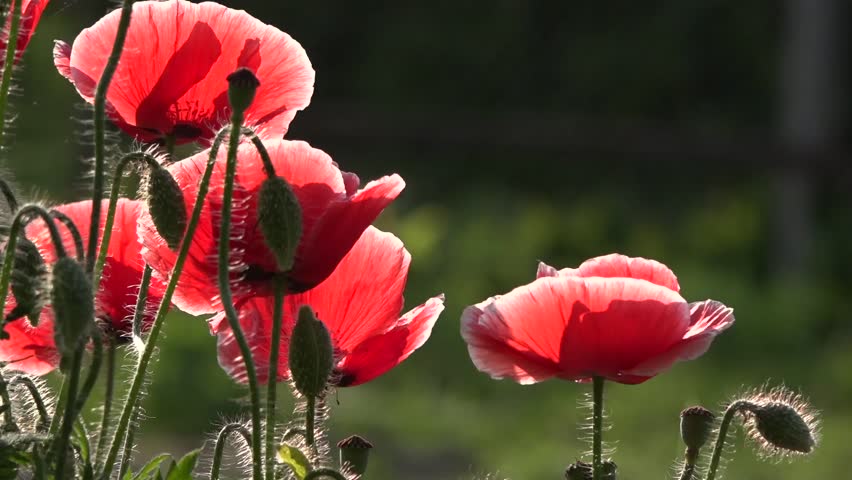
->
[565,461,592,480]
[288,305,333,398]
[50,257,94,364]
[147,164,186,250]
[226,67,260,114]
[741,386,819,458]
[5,238,47,325]
[258,176,302,271]
[680,406,715,452]
[338,434,373,476]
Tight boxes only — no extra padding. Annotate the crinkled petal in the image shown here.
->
[538,254,680,292]
[0,310,57,376]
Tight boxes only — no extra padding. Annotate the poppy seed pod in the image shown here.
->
[680,406,715,452]
[258,176,302,272]
[147,164,186,250]
[6,237,47,325]
[50,257,94,362]
[288,305,333,398]
[338,435,373,476]
[226,67,260,115]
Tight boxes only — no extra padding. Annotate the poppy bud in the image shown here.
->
[337,434,373,476]
[258,176,302,271]
[50,257,94,364]
[750,402,816,454]
[226,67,260,114]
[5,238,47,325]
[680,406,715,454]
[288,305,333,398]
[147,164,186,250]
[564,461,591,480]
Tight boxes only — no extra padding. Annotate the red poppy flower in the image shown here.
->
[461,254,734,385]
[138,139,404,316]
[0,199,166,375]
[1,0,49,68]
[53,0,314,144]
[212,227,444,387]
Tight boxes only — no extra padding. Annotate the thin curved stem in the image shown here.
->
[0,371,15,431]
[47,378,69,437]
[265,279,286,480]
[0,205,67,330]
[93,151,160,289]
[0,178,18,212]
[705,400,754,480]
[304,468,346,480]
[71,328,103,421]
[53,348,83,480]
[591,376,604,480]
[305,396,316,451]
[210,422,252,480]
[10,376,49,429]
[219,111,263,480]
[241,128,276,178]
[94,339,116,465]
[0,0,22,143]
[98,129,229,480]
[131,265,153,348]
[50,210,85,261]
[678,464,695,480]
[116,401,139,480]
[87,0,134,275]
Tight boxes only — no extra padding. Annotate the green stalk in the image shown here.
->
[218,110,263,480]
[131,265,153,344]
[705,400,753,480]
[305,396,316,450]
[265,279,286,480]
[53,348,83,480]
[94,339,116,464]
[592,377,604,480]
[98,129,228,480]
[47,378,69,437]
[210,423,252,480]
[0,370,15,431]
[116,401,138,480]
[10,376,49,429]
[50,210,85,261]
[0,0,22,143]
[87,0,134,275]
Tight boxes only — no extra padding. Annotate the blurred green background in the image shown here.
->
[5,1,852,478]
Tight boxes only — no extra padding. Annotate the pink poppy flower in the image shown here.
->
[138,139,404,316]
[213,227,444,387]
[461,254,734,385]
[53,0,314,144]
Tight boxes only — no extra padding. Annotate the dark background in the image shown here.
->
[4,1,851,478]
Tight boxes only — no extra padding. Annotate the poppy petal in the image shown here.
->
[537,254,680,292]
[0,309,58,376]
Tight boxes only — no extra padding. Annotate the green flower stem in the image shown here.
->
[53,347,83,480]
[705,400,754,480]
[678,464,695,480]
[0,205,67,330]
[0,0,23,143]
[0,371,15,431]
[71,328,103,419]
[46,378,68,437]
[219,110,263,480]
[50,210,85,261]
[241,127,276,178]
[98,129,229,480]
[0,178,18,212]
[304,468,346,480]
[592,376,604,480]
[116,401,139,480]
[93,151,160,289]
[94,339,116,464]
[131,265,153,345]
[87,0,134,275]
[265,278,286,480]
[10,376,49,429]
[305,396,316,450]
[210,422,252,480]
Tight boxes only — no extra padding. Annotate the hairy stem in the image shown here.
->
[53,348,83,480]
[210,422,252,480]
[0,371,15,430]
[592,376,604,480]
[304,468,346,480]
[305,395,316,450]
[50,210,85,261]
[87,0,134,275]
[98,129,229,480]
[116,401,139,480]
[10,376,49,429]
[218,111,263,480]
[705,400,753,480]
[265,278,286,480]
[0,0,22,143]
[94,339,116,465]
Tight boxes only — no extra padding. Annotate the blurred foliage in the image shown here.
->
[5,1,852,479]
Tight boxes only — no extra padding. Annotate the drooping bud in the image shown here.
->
[288,305,333,398]
[50,257,94,365]
[146,164,186,250]
[741,386,819,457]
[226,67,260,114]
[564,461,591,480]
[680,406,715,454]
[338,434,373,476]
[258,176,302,271]
[5,238,47,325]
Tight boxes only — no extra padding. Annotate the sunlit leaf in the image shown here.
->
[277,443,312,479]
[165,448,201,480]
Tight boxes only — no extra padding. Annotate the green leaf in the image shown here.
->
[165,448,201,480]
[130,453,171,480]
[277,443,312,479]
[72,418,90,463]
